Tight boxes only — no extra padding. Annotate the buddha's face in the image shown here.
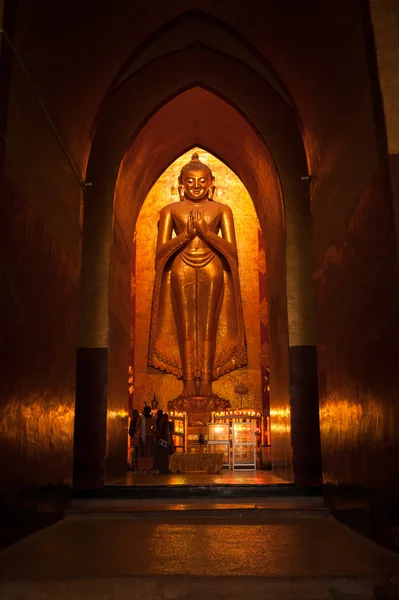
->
[181,169,213,201]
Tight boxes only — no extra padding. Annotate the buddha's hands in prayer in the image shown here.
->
[186,212,196,239]
[191,210,208,238]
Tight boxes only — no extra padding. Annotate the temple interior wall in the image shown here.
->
[0,43,81,499]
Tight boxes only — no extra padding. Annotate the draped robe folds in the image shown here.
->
[148,199,247,380]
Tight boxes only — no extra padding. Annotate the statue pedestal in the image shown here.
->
[168,394,231,427]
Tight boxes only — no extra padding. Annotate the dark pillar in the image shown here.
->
[73,348,108,489]
[0,1,19,168]
[289,345,322,486]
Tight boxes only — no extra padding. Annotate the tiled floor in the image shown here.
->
[0,515,397,579]
[109,470,291,486]
[1,507,397,599]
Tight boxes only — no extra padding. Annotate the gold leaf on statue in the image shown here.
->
[133,148,263,410]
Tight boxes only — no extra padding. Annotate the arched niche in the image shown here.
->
[108,89,290,482]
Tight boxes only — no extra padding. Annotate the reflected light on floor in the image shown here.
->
[147,523,300,575]
[111,470,288,486]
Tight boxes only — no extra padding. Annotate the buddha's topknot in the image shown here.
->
[181,152,212,174]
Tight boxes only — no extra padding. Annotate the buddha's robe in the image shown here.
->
[148,198,247,380]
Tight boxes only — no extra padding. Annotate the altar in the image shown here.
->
[169,452,224,474]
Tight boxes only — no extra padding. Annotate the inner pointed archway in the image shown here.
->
[108,88,292,483]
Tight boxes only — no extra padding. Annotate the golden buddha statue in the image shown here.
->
[148,153,247,398]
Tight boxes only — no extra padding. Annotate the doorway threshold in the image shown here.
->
[69,495,327,519]
[73,471,322,500]
[115,470,289,487]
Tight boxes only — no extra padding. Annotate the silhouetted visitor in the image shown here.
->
[153,409,163,472]
[128,409,139,472]
[155,413,172,474]
[155,409,163,436]
[135,405,156,473]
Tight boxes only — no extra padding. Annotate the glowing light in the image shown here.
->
[271,423,291,433]
[108,409,128,419]
[270,407,291,418]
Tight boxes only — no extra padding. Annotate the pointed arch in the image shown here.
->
[75,43,320,488]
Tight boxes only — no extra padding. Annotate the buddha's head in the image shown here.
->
[179,152,215,201]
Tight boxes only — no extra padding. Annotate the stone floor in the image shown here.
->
[0,502,398,599]
[110,469,290,486]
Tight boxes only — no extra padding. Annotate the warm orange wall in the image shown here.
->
[0,176,79,496]
[307,4,399,520]
[0,2,83,498]
[314,164,399,474]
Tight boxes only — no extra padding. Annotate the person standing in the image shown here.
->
[153,409,163,473]
[155,409,163,437]
[135,406,156,473]
[128,409,139,472]
[156,413,172,474]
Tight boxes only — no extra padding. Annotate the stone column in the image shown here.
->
[73,183,113,489]
[285,178,322,487]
